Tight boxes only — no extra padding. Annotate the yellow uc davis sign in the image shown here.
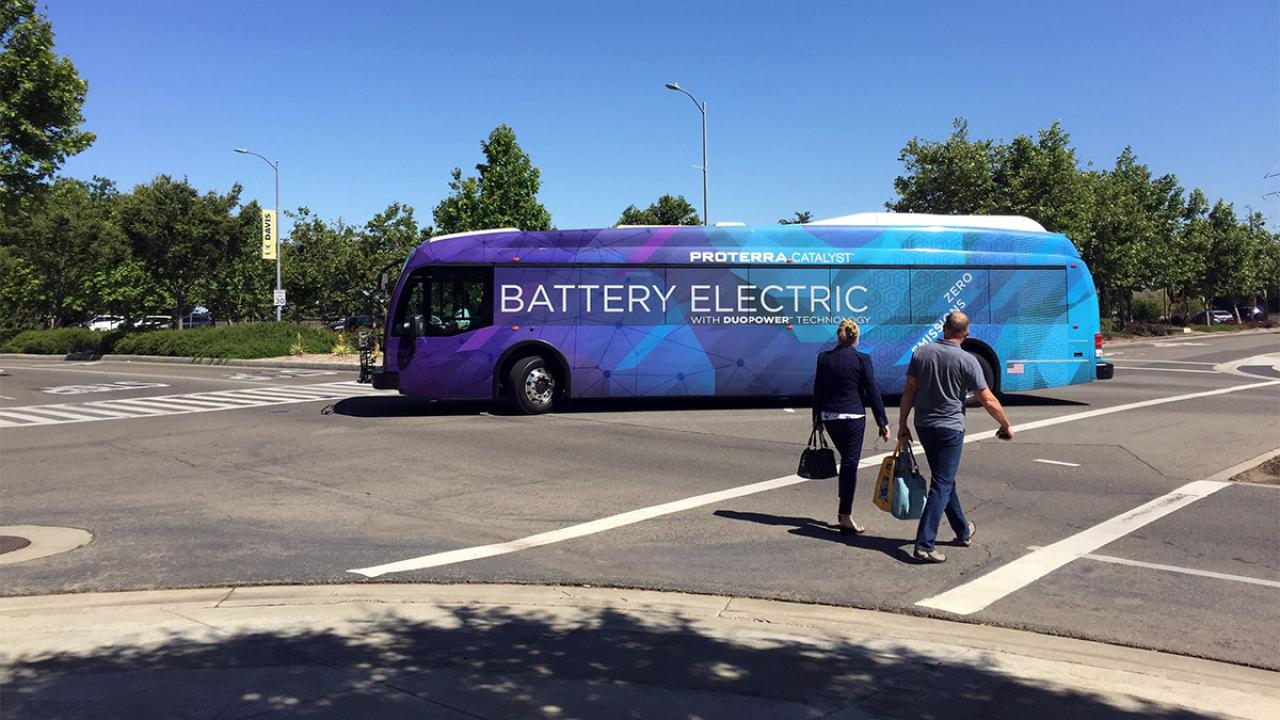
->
[261,209,277,260]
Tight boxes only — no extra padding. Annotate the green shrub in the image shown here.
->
[1121,322,1177,337]
[1099,318,1117,334]
[2,327,106,354]
[111,322,336,359]
[1130,298,1161,322]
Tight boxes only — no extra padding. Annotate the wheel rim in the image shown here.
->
[524,367,555,405]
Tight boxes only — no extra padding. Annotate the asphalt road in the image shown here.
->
[1,331,1278,669]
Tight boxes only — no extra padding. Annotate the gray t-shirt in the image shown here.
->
[907,340,987,432]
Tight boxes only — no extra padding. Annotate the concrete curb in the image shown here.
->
[1102,327,1277,346]
[0,352,360,371]
[1,583,1276,718]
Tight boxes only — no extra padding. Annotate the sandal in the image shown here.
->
[837,515,866,535]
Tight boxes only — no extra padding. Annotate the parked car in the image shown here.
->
[178,312,214,328]
[1237,305,1265,322]
[1190,310,1235,325]
[131,315,172,330]
[84,315,125,331]
[327,314,379,332]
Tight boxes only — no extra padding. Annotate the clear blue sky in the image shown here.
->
[44,0,1280,233]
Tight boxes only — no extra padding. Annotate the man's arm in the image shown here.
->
[897,375,917,441]
[975,388,1014,440]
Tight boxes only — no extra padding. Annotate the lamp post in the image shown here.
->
[234,147,282,321]
[664,82,707,226]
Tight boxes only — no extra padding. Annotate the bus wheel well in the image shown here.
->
[961,339,1001,394]
[494,343,571,402]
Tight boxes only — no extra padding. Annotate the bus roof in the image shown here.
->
[410,222,1080,269]
[809,212,1048,233]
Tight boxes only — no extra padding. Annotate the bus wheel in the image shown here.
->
[509,355,557,414]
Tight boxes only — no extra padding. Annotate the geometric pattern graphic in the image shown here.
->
[0,381,388,429]
[384,223,1102,400]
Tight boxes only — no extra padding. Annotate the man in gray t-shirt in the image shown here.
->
[898,311,1013,563]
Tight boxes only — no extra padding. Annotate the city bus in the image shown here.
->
[366,213,1113,413]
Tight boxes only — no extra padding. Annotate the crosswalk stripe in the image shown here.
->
[85,399,178,414]
[0,410,61,425]
[225,388,343,401]
[83,397,171,415]
[4,406,110,421]
[106,397,237,411]
[47,404,134,418]
[190,393,274,405]
[0,381,387,429]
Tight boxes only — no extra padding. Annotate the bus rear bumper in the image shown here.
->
[372,370,400,390]
[1096,362,1114,380]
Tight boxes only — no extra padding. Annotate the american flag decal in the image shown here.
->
[1008,362,1025,375]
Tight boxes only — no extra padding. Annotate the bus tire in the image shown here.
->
[509,355,558,414]
[964,350,996,408]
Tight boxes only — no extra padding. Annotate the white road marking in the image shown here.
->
[1024,547,1280,589]
[1,363,336,385]
[1033,459,1079,467]
[0,409,60,425]
[783,408,796,413]
[1215,353,1280,379]
[1117,367,1221,374]
[38,381,170,395]
[348,378,1280,578]
[1151,342,1209,348]
[0,381,391,428]
[916,480,1230,615]
[225,369,337,381]
[349,474,819,578]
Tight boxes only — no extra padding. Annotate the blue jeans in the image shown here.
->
[913,425,971,551]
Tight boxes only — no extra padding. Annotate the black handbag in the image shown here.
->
[797,422,838,479]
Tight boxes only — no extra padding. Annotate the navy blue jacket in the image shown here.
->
[812,346,889,428]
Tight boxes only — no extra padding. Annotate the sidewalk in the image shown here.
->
[1,584,1275,719]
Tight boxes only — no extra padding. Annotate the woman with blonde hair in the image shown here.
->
[812,319,890,534]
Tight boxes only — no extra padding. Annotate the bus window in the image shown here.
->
[910,269,990,324]
[394,267,493,337]
[391,271,426,336]
[989,268,1067,324]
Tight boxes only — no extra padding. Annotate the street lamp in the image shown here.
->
[234,147,283,321]
[664,82,708,226]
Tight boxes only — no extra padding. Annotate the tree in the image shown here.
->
[778,211,813,225]
[1201,200,1250,320]
[616,194,700,226]
[115,176,244,328]
[0,176,123,325]
[887,118,1000,215]
[199,199,274,323]
[0,0,95,206]
[357,203,428,314]
[993,122,1091,239]
[433,125,551,234]
[281,207,358,321]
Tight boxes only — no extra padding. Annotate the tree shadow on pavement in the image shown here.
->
[0,601,1219,719]
[713,510,921,563]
